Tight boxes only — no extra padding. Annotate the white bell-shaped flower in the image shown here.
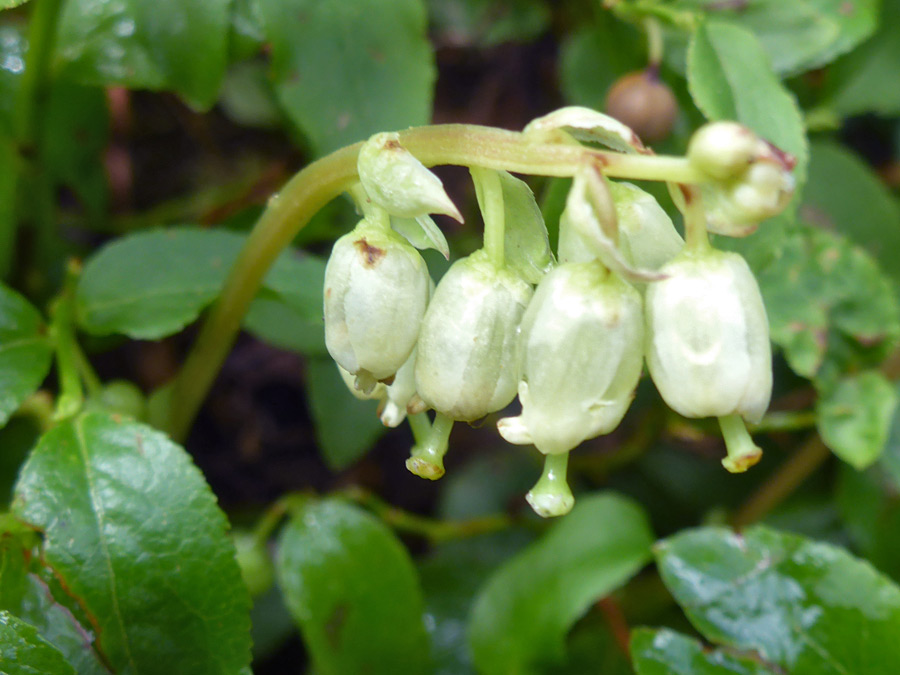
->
[498,262,643,454]
[610,181,683,274]
[415,249,532,421]
[324,218,430,389]
[645,248,772,423]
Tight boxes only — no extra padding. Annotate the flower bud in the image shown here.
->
[498,263,643,454]
[645,248,771,422]
[687,121,760,180]
[324,218,430,385]
[358,132,462,222]
[415,249,532,422]
[379,347,419,428]
[610,181,683,273]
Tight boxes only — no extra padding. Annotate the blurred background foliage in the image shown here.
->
[2,0,900,673]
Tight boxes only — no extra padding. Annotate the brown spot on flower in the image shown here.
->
[353,238,385,267]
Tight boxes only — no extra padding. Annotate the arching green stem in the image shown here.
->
[164,125,706,441]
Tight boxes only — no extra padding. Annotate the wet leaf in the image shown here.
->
[817,371,898,470]
[802,141,900,292]
[0,611,75,675]
[12,411,252,674]
[275,498,430,675]
[76,227,324,340]
[0,283,52,428]
[56,0,230,109]
[661,0,877,76]
[257,0,434,155]
[656,525,900,673]
[752,221,899,382]
[631,627,778,675]
[468,493,654,674]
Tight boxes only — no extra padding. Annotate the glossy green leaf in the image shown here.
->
[76,227,324,340]
[656,525,900,673]
[304,356,386,470]
[2,571,108,675]
[244,291,326,355]
[824,0,900,116]
[468,493,654,674]
[881,382,900,490]
[56,0,231,109]
[817,371,898,469]
[0,611,75,675]
[275,498,430,675]
[0,283,52,428]
[752,222,899,382]
[659,0,877,76]
[12,411,252,674]
[631,628,777,675]
[0,0,31,8]
[687,21,808,189]
[802,141,900,291]
[420,530,535,674]
[228,0,266,62]
[428,0,550,47]
[256,0,434,155]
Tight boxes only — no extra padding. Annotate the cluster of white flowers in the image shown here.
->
[323,115,795,517]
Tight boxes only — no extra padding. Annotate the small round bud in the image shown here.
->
[645,248,772,422]
[498,263,643,455]
[324,219,430,384]
[358,132,462,222]
[687,121,761,180]
[605,70,678,143]
[415,250,532,422]
[233,532,274,598]
[89,380,147,420]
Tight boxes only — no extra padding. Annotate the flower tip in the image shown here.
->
[405,455,445,480]
[721,447,762,473]
[526,489,574,518]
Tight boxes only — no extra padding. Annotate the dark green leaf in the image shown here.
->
[304,356,386,470]
[228,0,266,62]
[56,0,231,109]
[660,0,877,76]
[244,291,326,355]
[0,0,31,9]
[0,283,52,428]
[420,530,535,674]
[687,21,808,189]
[275,498,430,675]
[428,0,550,48]
[802,141,900,292]
[752,222,899,381]
[881,382,900,490]
[0,25,25,278]
[256,0,435,155]
[468,492,654,674]
[42,82,109,223]
[656,525,900,673]
[75,227,324,340]
[824,0,900,116]
[817,371,898,469]
[0,611,75,675]
[630,628,778,675]
[12,411,252,674]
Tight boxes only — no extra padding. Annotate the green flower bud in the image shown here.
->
[687,121,760,180]
[415,249,532,421]
[380,347,419,427]
[358,132,462,222]
[498,263,643,454]
[610,181,683,273]
[645,248,772,422]
[324,218,430,385]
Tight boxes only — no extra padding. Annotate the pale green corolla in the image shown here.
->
[415,249,532,422]
[645,247,772,424]
[324,218,430,390]
[498,262,643,455]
